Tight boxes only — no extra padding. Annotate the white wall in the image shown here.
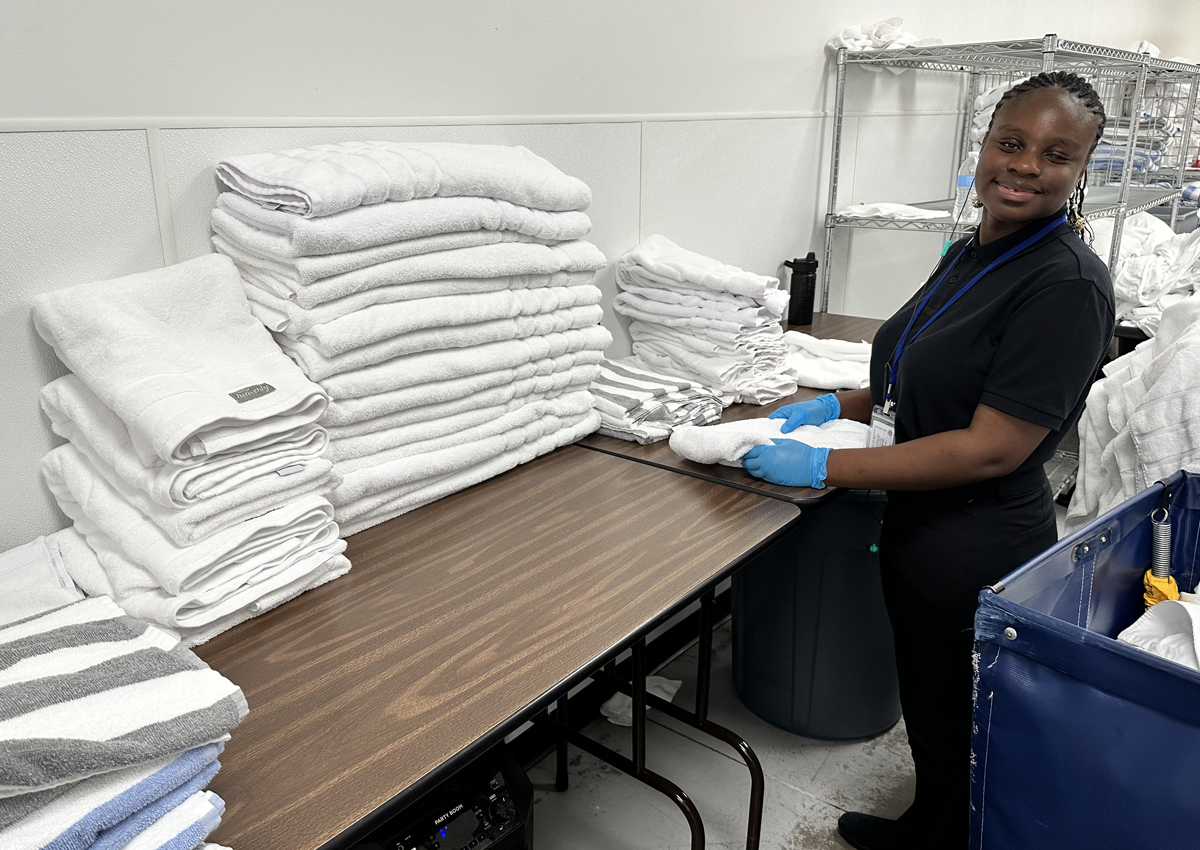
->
[0,1,1189,548]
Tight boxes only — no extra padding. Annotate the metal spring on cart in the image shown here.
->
[1151,507,1172,579]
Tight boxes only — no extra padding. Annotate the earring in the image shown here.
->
[970,195,983,208]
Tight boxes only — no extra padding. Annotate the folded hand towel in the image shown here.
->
[31,254,327,465]
[0,594,246,798]
[121,788,224,850]
[217,141,592,217]
[620,278,788,321]
[42,375,329,510]
[321,324,612,401]
[0,537,82,626]
[781,332,872,390]
[630,320,787,361]
[278,303,604,380]
[215,191,592,256]
[42,439,336,549]
[335,411,600,534]
[0,743,222,850]
[618,235,781,300]
[222,236,606,309]
[669,418,871,467]
[631,331,797,405]
[589,357,726,444]
[613,288,782,330]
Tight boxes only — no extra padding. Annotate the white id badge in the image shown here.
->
[868,405,896,448]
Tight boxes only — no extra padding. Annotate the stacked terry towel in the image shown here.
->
[32,255,350,645]
[781,331,872,390]
[0,592,245,850]
[589,357,725,444]
[614,235,797,405]
[1067,292,1200,531]
[213,142,611,534]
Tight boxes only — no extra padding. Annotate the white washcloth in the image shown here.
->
[42,375,329,510]
[217,141,592,217]
[837,203,950,220]
[215,191,591,256]
[781,332,873,390]
[122,789,224,850]
[42,444,337,596]
[335,411,600,534]
[31,254,327,465]
[219,233,606,308]
[321,325,613,401]
[42,440,336,549]
[618,234,781,300]
[1118,597,1200,671]
[277,304,604,380]
[326,365,600,439]
[669,418,871,467]
[0,537,82,626]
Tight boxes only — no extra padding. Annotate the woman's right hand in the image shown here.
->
[767,393,840,433]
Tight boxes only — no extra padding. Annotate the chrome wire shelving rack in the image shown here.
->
[820,34,1200,310]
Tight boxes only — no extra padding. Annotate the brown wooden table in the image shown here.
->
[578,313,884,504]
[196,445,799,850]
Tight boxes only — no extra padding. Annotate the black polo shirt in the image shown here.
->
[869,208,1115,480]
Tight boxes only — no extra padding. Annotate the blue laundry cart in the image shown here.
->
[970,470,1200,850]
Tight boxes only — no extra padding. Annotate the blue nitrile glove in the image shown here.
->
[741,440,831,488]
[768,393,840,434]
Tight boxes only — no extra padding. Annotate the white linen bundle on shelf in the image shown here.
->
[613,235,797,405]
[31,255,350,645]
[213,141,611,534]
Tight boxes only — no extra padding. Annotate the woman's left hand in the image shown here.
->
[741,440,831,488]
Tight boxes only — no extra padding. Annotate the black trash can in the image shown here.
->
[732,490,900,740]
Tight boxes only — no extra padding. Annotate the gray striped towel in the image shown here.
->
[589,357,725,444]
[0,596,247,800]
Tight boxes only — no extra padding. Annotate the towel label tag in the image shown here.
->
[229,383,276,404]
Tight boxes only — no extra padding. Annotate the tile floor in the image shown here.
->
[528,620,914,849]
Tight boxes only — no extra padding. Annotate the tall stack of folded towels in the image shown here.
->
[613,235,798,405]
[210,141,611,533]
[0,581,245,849]
[31,256,350,646]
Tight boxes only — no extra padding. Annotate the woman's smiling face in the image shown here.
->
[975,88,1098,242]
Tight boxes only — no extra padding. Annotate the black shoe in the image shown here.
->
[836,811,912,850]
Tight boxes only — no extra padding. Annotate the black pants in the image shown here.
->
[880,474,1057,848]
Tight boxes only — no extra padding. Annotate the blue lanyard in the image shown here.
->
[884,214,1067,408]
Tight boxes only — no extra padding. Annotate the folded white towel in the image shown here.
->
[669,418,871,467]
[42,445,338,596]
[42,375,329,510]
[618,279,789,321]
[781,332,873,390]
[631,332,797,405]
[321,325,612,401]
[215,191,592,256]
[217,141,592,217]
[591,357,726,444]
[327,382,593,463]
[837,203,950,220]
[42,440,336,549]
[1118,598,1200,671]
[630,320,787,361]
[323,352,605,426]
[620,273,788,312]
[0,593,246,798]
[121,789,224,850]
[614,294,763,336]
[614,288,782,331]
[618,234,781,300]
[335,411,600,534]
[278,304,604,380]
[0,537,82,626]
[325,365,601,439]
[219,234,606,309]
[31,255,327,465]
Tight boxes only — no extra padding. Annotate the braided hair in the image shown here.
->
[986,71,1107,240]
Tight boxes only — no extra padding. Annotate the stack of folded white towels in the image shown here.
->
[613,235,798,405]
[781,331,872,391]
[210,141,611,534]
[0,577,246,850]
[32,255,350,646]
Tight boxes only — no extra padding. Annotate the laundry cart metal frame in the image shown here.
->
[820,33,1200,311]
[969,469,1200,850]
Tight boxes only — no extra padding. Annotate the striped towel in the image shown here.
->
[0,596,247,799]
[1182,181,1200,207]
[589,357,726,444]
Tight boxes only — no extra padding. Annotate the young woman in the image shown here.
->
[742,72,1115,849]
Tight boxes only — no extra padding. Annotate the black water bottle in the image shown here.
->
[784,252,818,326]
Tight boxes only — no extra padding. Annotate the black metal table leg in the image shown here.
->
[555,695,569,792]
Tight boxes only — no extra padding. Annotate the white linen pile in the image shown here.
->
[613,235,797,405]
[0,592,245,850]
[589,357,725,444]
[1106,226,1200,335]
[212,142,612,534]
[968,81,1017,150]
[31,255,349,645]
[1067,292,1200,532]
[781,331,872,390]
[836,203,950,221]
[825,17,942,74]
[669,418,871,468]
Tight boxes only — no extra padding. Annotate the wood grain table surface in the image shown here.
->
[578,313,885,504]
[195,445,800,850]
